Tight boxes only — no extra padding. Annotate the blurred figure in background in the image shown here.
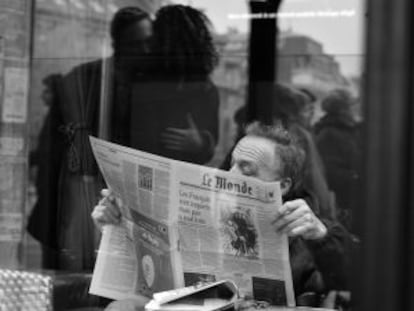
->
[27,7,153,271]
[314,89,362,230]
[298,87,317,130]
[270,84,336,221]
[28,74,64,269]
[219,105,247,170]
[54,7,152,271]
[27,4,220,271]
[129,4,220,164]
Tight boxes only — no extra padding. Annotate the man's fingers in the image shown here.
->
[106,203,121,219]
[163,128,189,136]
[92,204,121,226]
[93,211,112,226]
[273,199,308,227]
[97,195,121,217]
[101,188,112,198]
[186,113,198,130]
[100,188,116,206]
[279,213,328,240]
[160,135,185,144]
[161,139,185,148]
[161,135,187,146]
[92,209,106,229]
[114,197,124,209]
[273,199,328,240]
[101,212,119,226]
[278,199,306,215]
[164,144,185,151]
[289,223,313,237]
[277,214,310,235]
[273,207,308,231]
[93,204,119,222]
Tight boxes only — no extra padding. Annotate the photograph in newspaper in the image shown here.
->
[220,206,259,258]
[88,137,295,306]
[130,209,176,297]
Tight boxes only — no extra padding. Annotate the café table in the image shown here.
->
[104,299,336,311]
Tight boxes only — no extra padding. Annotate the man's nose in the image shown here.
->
[229,164,241,175]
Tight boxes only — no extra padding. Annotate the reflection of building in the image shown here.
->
[347,75,363,121]
[277,32,355,121]
[210,30,248,166]
[210,29,360,165]
[278,32,348,93]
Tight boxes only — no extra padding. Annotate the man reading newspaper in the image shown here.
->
[92,122,350,308]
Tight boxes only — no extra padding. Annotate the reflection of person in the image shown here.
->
[314,89,362,229]
[297,87,316,130]
[27,7,153,271]
[271,84,337,221]
[129,4,219,164]
[28,74,64,269]
[92,122,351,303]
[29,4,219,271]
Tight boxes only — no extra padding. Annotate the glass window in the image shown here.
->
[0,0,369,309]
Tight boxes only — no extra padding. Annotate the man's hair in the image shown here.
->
[152,4,218,79]
[244,121,306,192]
[110,7,150,47]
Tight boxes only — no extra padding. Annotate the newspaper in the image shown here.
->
[89,137,295,306]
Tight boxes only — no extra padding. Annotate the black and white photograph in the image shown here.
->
[221,207,259,259]
[0,0,411,310]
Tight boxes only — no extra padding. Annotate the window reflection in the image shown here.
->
[28,2,230,271]
[4,0,366,309]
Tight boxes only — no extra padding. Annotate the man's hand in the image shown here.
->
[272,199,327,240]
[161,113,204,153]
[91,189,122,231]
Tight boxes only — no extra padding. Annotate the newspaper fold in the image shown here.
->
[88,137,295,306]
[145,279,238,311]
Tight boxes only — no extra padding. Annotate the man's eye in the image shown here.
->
[241,164,256,176]
[245,170,257,177]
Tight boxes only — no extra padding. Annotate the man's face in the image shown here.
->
[115,18,153,62]
[230,136,291,194]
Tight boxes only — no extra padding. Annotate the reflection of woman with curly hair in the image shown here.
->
[151,4,218,79]
[130,4,220,165]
